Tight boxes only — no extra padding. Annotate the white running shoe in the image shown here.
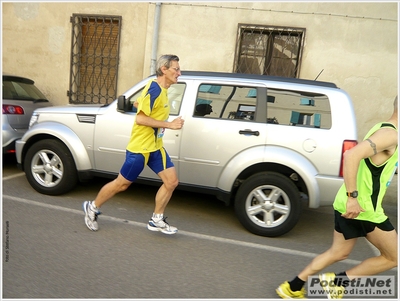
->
[147,217,178,234]
[82,201,101,231]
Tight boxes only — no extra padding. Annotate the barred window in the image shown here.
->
[68,14,121,104]
[234,24,305,78]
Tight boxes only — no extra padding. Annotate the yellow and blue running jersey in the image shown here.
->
[127,79,170,153]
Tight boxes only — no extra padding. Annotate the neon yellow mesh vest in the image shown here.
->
[333,122,398,223]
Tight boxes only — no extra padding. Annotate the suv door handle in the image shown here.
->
[239,129,260,136]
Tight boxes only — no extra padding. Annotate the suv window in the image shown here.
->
[167,83,186,115]
[267,88,332,129]
[194,84,257,120]
[128,82,186,115]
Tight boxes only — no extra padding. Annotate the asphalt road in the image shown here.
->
[2,154,398,299]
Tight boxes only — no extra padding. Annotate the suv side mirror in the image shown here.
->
[117,95,133,112]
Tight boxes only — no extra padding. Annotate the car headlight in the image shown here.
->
[29,113,39,128]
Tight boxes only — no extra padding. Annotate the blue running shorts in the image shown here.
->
[120,148,174,182]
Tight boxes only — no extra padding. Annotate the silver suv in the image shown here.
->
[16,71,358,237]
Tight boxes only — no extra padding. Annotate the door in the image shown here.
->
[178,83,268,188]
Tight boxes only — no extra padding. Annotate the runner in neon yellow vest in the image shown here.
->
[277,96,398,299]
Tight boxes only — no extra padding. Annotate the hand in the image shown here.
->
[341,198,365,219]
[169,116,184,130]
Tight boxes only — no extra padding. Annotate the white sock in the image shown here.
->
[91,201,97,209]
[152,213,163,222]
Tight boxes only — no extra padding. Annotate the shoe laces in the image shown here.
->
[153,217,169,228]
[93,211,101,221]
[162,217,170,227]
[89,204,101,221]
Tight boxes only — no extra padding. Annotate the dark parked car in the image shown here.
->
[2,74,51,154]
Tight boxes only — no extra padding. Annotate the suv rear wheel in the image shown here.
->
[234,172,302,237]
[24,139,78,195]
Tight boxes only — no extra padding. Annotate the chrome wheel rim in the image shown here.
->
[245,185,291,228]
[31,149,63,187]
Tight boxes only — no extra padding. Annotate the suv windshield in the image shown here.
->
[2,76,48,102]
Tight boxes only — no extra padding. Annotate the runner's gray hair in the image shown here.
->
[156,54,179,76]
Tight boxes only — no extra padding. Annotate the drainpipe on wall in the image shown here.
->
[150,2,162,75]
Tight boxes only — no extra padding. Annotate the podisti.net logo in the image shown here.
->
[307,275,395,297]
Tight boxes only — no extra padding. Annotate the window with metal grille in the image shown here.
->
[68,14,121,104]
[234,24,305,78]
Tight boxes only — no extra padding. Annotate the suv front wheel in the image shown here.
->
[234,172,302,237]
[24,139,78,195]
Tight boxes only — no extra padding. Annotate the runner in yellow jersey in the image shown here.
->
[127,80,169,152]
[82,54,184,234]
[277,96,398,299]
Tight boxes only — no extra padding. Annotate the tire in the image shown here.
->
[24,139,78,195]
[234,172,302,237]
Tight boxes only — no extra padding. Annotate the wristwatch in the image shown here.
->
[346,190,358,198]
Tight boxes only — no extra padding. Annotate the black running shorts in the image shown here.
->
[334,210,395,240]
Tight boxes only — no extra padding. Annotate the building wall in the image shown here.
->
[2,2,398,140]
[2,2,150,106]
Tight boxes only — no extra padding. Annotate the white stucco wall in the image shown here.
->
[2,2,398,140]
